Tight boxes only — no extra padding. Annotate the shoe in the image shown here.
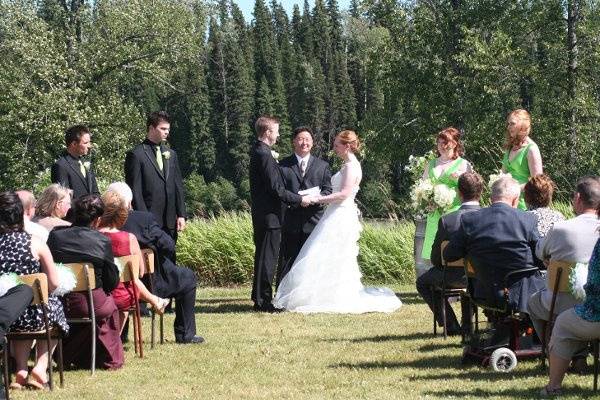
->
[539,385,562,397]
[176,335,205,344]
[569,357,588,374]
[254,303,283,313]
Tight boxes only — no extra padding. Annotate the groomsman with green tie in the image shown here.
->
[124,111,187,242]
[51,124,100,199]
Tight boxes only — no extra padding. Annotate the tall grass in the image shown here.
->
[177,213,416,286]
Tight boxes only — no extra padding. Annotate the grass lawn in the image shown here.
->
[12,285,598,399]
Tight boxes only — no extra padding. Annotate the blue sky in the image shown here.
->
[235,0,352,21]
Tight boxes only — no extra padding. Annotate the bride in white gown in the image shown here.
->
[273,130,402,313]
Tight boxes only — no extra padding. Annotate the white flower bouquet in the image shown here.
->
[0,273,22,297]
[410,178,456,218]
[52,263,77,296]
[488,171,512,189]
[569,262,588,301]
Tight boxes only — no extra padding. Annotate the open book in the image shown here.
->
[298,186,320,196]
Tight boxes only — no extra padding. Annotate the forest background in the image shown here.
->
[1,0,599,219]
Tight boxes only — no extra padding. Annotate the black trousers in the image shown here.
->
[416,267,469,332]
[252,227,281,308]
[276,231,311,289]
[146,262,198,342]
[0,284,33,343]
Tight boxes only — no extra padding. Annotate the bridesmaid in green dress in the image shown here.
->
[421,128,472,261]
[501,109,543,210]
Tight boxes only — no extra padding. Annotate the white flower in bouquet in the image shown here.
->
[569,262,588,301]
[410,178,435,215]
[162,150,171,160]
[433,184,457,211]
[0,273,22,297]
[405,150,435,180]
[52,263,77,296]
[488,171,512,189]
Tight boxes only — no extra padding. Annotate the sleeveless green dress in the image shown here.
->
[421,157,465,260]
[501,144,532,211]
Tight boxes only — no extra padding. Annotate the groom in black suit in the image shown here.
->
[51,125,99,199]
[416,172,483,335]
[124,111,186,244]
[249,116,310,312]
[277,126,332,287]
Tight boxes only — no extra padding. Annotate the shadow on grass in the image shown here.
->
[201,297,249,304]
[196,303,254,313]
[423,386,597,398]
[330,355,457,370]
[418,342,463,352]
[408,366,544,382]
[325,332,436,343]
[395,291,424,305]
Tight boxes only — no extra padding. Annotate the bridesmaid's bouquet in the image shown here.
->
[0,273,22,297]
[569,262,588,301]
[488,171,512,189]
[410,179,456,218]
[52,263,77,296]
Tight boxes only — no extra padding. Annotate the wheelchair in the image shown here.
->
[461,261,543,372]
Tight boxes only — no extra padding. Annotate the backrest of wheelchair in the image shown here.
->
[465,257,511,313]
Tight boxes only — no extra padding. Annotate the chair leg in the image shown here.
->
[442,293,448,340]
[160,314,164,344]
[594,339,599,392]
[3,338,10,400]
[91,322,96,376]
[132,309,139,355]
[135,304,143,358]
[151,310,155,349]
[474,304,479,334]
[432,289,437,336]
[57,338,64,389]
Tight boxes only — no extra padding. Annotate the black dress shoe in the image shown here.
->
[176,335,205,344]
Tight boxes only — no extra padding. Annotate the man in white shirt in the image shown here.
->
[528,176,600,344]
[16,190,49,243]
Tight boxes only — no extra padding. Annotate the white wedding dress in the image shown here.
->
[273,155,402,314]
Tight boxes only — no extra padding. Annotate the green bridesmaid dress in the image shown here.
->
[501,143,532,211]
[421,157,465,260]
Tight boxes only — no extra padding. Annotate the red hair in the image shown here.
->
[436,127,463,160]
[505,109,531,149]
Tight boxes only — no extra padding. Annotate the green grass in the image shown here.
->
[13,285,598,400]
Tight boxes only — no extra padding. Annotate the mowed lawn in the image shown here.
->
[11,285,598,400]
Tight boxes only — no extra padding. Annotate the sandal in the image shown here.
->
[540,385,562,397]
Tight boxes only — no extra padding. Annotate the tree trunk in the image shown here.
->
[567,0,580,166]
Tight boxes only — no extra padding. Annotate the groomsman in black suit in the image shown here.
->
[124,111,186,243]
[249,116,310,312]
[277,126,332,287]
[416,172,483,335]
[51,125,99,199]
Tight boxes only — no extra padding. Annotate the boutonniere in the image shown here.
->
[162,150,171,160]
[83,161,91,170]
[271,150,279,162]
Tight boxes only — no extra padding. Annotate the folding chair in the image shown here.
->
[2,336,9,400]
[141,248,164,348]
[117,255,143,358]
[64,262,96,375]
[432,241,468,339]
[5,273,64,390]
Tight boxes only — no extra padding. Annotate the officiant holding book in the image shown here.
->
[277,126,332,288]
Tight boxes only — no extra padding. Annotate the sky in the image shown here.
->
[235,0,352,21]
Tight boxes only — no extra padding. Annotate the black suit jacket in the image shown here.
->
[122,210,195,296]
[51,153,99,199]
[430,204,481,269]
[279,154,332,234]
[124,140,186,230]
[249,141,302,229]
[444,202,541,307]
[47,226,119,294]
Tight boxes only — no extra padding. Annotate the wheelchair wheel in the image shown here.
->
[490,347,517,372]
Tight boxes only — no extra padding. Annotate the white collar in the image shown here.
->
[462,201,480,206]
[295,153,310,165]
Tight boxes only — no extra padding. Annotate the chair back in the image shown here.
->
[465,259,476,278]
[64,263,96,291]
[19,273,48,305]
[141,249,155,274]
[547,260,576,293]
[117,254,140,283]
[441,241,464,268]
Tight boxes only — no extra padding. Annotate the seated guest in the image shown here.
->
[108,182,204,344]
[33,184,72,231]
[528,177,600,352]
[524,174,565,238]
[444,176,544,314]
[98,191,169,332]
[0,191,69,390]
[0,284,33,397]
[47,195,124,370]
[417,172,483,335]
[16,190,48,242]
[541,205,600,396]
